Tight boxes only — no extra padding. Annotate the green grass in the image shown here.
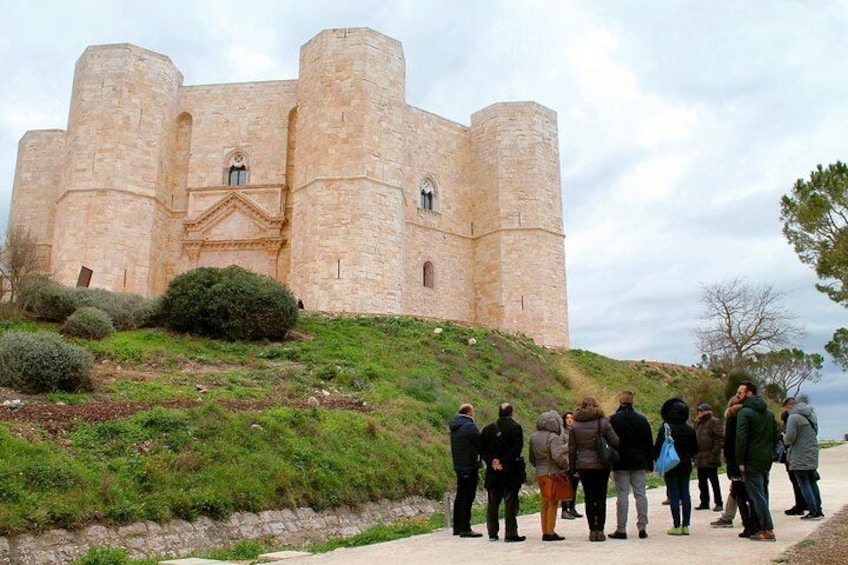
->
[0,313,711,545]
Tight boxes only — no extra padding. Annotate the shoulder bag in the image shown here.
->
[596,419,620,466]
[655,422,681,476]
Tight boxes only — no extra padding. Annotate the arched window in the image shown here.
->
[419,176,436,210]
[423,261,435,288]
[226,152,248,186]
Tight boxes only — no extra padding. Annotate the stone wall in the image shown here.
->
[0,496,441,565]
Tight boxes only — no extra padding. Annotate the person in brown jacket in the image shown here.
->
[568,396,620,542]
[694,403,724,511]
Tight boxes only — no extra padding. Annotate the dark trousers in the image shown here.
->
[697,467,723,506]
[794,470,822,514]
[580,468,611,532]
[732,479,759,533]
[453,470,478,534]
[666,472,692,528]
[786,463,807,510]
[486,486,519,538]
[743,469,773,531]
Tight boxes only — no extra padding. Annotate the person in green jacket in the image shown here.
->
[735,381,778,542]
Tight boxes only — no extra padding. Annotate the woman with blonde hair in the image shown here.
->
[568,396,620,541]
[529,410,569,541]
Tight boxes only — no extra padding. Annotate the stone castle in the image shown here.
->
[9,28,569,347]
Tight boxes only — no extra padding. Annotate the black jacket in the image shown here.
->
[610,403,654,472]
[654,398,697,477]
[449,413,481,472]
[480,416,524,489]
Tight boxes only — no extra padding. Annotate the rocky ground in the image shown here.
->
[777,505,848,564]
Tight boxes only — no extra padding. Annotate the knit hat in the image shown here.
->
[696,403,711,411]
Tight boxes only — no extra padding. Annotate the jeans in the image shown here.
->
[613,469,648,531]
[453,470,478,533]
[787,463,807,510]
[743,469,773,531]
[665,472,691,528]
[580,468,611,532]
[486,485,520,538]
[793,470,822,514]
[697,467,723,506]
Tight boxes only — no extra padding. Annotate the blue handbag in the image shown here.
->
[655,423,681,476]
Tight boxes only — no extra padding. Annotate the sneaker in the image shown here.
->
[711,517,733,528]
[713,503,724,512]
[608,530,627,539]
[504,535,526,542]
[694,504,710,510]
[801,512,824,521]
[749,530,776,542]
[639,529,648,539]
[785,506,806,516]
[561,509,575,520]
[667,526,684,536]
[682,526,690,535]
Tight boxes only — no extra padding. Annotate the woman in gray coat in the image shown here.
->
[529,410,569,541]
[784,399,823,519]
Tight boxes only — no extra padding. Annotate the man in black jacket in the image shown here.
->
[609,391,654,539]
[449,403,482,537]
[480,403,526,542]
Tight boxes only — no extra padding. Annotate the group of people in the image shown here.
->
[448,382,822,544]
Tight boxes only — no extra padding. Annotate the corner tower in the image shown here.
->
[471,102,569,348]
[290,28,406,313]
[50,44,182,293]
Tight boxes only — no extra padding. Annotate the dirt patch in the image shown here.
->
[0,388,370,437]
[778,505,848,564]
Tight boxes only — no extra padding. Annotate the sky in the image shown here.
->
[1,0,846,437]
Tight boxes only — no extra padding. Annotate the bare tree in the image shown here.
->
[0,225,43,303]
[695,279,805,374]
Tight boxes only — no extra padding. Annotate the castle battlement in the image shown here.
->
[9,28,569,347]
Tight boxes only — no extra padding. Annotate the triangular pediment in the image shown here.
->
[184,192,285,238]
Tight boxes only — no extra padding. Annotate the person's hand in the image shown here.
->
[493,458,503,471]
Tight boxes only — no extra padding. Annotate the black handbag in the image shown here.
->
[596,419,620,466]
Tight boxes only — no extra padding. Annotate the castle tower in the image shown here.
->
[50,44,182,293]
[8,130,66,270]
[470,102,570,348]
[289,28,406,313]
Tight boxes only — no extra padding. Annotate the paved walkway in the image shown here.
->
[265,443,848,565]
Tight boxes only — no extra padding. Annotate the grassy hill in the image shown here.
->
[0,314,712,544]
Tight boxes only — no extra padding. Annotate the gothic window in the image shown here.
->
[419,176,437,210]
[423,261,435,288]
[226,152,248,186]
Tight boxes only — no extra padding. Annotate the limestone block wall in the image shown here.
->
[402,106,474,321]
[290,28,406,314]
[52,44,182,293]
[8,130,66,269]
[470,102,569,347]
[179,81,296,189]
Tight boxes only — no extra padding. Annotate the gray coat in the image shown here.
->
[784,402,819,471]
[529,410,569,476]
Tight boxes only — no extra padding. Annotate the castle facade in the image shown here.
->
[9,28,569,347]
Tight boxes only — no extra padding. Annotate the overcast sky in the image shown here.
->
[1,1,846,437]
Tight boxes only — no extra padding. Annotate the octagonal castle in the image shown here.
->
[9,28,570,347]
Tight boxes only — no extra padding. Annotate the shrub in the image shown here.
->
[131,296,163,328]
[161,266,298,341]
[61,307,116,340]
[16,275,77,322]
[71,288,150,330]
[0,331,93,393]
